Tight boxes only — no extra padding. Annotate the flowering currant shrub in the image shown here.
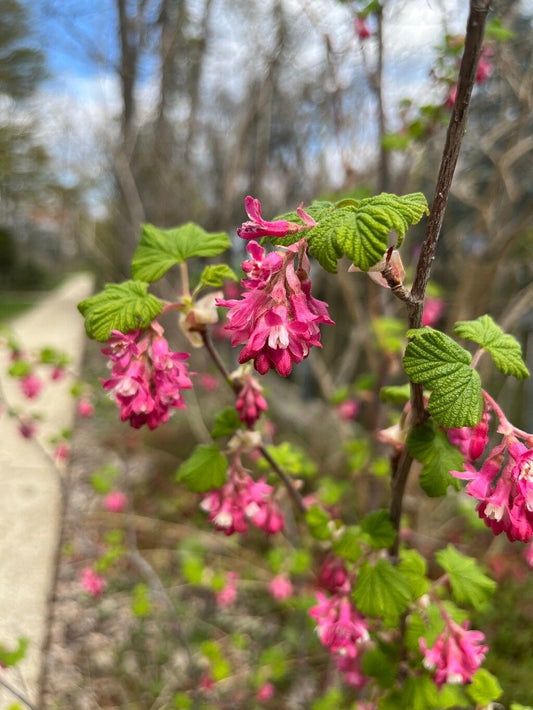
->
[75,162,531,706]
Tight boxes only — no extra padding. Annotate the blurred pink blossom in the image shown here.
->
[421,296,445,327]
[20,374,43,399]
[337,399,359,421]
[257,682,275,702]
[77,398,95,418]
[80,567,105,596]
[104,490,128,513]
[268,574,293,601]
[215,571,239,608]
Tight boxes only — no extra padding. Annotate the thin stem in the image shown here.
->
[200,330,306,512]
[0,677,37,710]
[483,389,531,440]
[180,261,191,299]
[388,0,492,559]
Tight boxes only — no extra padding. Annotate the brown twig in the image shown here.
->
[200,330,306,513]
[388,0,492,559]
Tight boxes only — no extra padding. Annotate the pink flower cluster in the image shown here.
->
[308,556,369,689]
[218,238,334,377]
[420,615,487,687]
[101,323,193,429]
[200,454,284,536]
[235,373,268,427]
[450,395,533,543]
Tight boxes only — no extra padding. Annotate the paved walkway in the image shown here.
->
[0,273,94,709]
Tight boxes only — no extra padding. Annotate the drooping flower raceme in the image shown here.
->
[420,616,488,688]
[309,590,369,688]
[101,322,193,430]
[449,394,533,543]
[217,240,334,377]
[200,453,284,536]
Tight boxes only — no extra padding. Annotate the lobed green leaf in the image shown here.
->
[176,444,228,492]
[435,545,496,608]
[198,263,238,289]
[407,421,463,497]
[454,314,529,379]
[360,510,397,549]
[352,559,411,623]
[132,222,231,282]
[211,407,241,439]
[467,669,503,705]
[78,280,163,342]
[403,327,483,428]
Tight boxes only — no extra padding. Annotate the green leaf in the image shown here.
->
[305,505,332,541]
[259,442,317,478]
[467,669,503,705]
[131,583,152,617]
[7,360,31,377]
[398,549,430,600]
[380,676,439,710]
[132,222,231,282]
[403,327,483,427]
[78,280,163,342]
[307,192,428,272]
[211,407,241,439]
[90,464,119,494]
[454,314,529,379]
[198,264,238,289]
[380,383,411,405]
[332,525,363,562]
[311,689,344,710]
[407,421,463,497]
[352,560,411,623]
[436,684,469,708]
[39,346,70,366]
[382,132,411,151]
[176,444,228,492]
[435,545,496,608]
[511,704,533,710]
[360,510,397,549]
[361,647,397,688]
[486,18,516,42]
[0,638,29,667]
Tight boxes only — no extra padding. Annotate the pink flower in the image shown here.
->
[448,408,490,462]
[20,374,43,399]
[451,436,533,543]
[422,296,445,327]
[235,374,268,427]
[476,48,493,83]
[199,373,219,392]
[101,323,193,430]
[237,195,316,240]
[335,654,367,688]
[268,575,293,601]
[51,366,66,381]
[104,490,128,513]
[420,616,488,687]
[54,443,70,462]
[354,17,371,40]
[257,682,275,702]
[217,240,334,377]
[80,567,106,597]
[337,399,359,421]
[77,398,95,418]
[445,84,458,108]
[200,454,284,536]
[309,592,369,659]
[215,571,239,608]
[317,555,350,594]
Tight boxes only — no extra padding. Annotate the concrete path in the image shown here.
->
[0,273,94,709]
